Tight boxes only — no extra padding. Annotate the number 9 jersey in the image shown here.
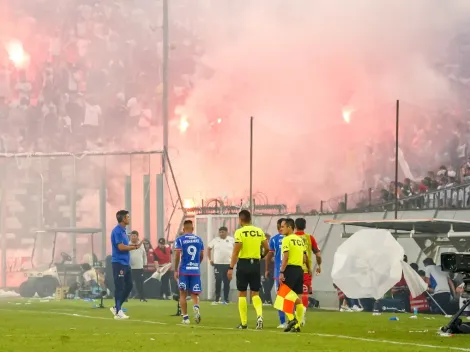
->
[174,233,204,275]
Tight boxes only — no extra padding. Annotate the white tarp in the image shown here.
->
[332,229,406,299]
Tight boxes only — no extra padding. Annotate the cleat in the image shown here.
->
[114,310,129,320]
[290,327,301,333]
[221,301,228,305]
[351,305,363,312]
[194,307,201,324]
[284,319,297,332]
[236,324,248,329]
[256,316,264,330]
[140,299,147,302]
[211,301,219,305]
[181,319,190,325]
[340,307,353,312]
[110,307,117,316]
[277,323,287,329]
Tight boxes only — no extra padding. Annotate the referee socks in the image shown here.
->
[252,295,263,318]
[238,297,248,325]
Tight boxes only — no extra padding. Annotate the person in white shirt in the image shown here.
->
[129,230,148,302]
[424,258,455,314]
[207,226,234,304]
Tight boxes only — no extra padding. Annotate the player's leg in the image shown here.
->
[178,276,189,324]
[249,262,263,330]
[292,268,305,332]
[112,264,130,319]
[222,264,231,303]
[111,263,122,315]
[300,274,311,327]
[235,261,248,329]
[122,266,134,303]
[214,265,222,304]
[283,267,303,332]
[190,276,202,324]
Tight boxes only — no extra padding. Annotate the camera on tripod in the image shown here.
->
[441,252,470,293]
[440,252,470,334]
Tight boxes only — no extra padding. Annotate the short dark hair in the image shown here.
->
[184,220,193,226]
[277,218,285,227]
[239,210,251,223]
[219,226,228,232]
[283,218,295,229]
[423,258,435,266]
[295,218,306,231]
[418,270,426,277]
[131,230,139,236]
[116,210,129,223]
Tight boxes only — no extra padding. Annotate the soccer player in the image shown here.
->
[228,210,270,330]
[265,218,287,328]
[174,220,204,325]
[279,218,310,333]
[110,210,142,320]
[294,217,322,326]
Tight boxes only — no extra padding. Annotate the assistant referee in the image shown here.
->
[279,218,310,333]
[228,210,270,330]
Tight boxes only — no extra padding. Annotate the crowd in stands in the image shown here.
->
[0,0,200,156]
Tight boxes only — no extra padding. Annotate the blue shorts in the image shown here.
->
[178,275,202,294]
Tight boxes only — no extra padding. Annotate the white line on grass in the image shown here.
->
[1,308,468,351]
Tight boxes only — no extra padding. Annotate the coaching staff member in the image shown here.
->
[228,210,270,330]
[208,226,234,304]
[110,210,142,320]
[280,218,310,333]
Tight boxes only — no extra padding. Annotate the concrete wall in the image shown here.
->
[195,209,467,307]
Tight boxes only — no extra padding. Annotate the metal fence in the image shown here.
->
[321,182,470,213]
[0,151,184,288]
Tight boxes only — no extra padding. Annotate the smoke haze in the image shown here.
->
[170,0,470,209]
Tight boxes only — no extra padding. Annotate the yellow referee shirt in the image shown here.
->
[234,225,266,259]
[281,234,306,267]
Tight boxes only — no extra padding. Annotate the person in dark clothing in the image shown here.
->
[260,234,274,304]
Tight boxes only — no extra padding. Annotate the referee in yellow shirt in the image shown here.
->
[228,210,270,330]
[279,218,310,333]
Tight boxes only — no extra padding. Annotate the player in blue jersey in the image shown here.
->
[174,220,204,325]
[264,218,286,328]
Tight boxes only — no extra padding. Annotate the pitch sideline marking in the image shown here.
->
[1,308,468,351]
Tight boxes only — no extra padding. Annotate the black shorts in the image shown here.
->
[236,258,261,292]
[283,265,304,295]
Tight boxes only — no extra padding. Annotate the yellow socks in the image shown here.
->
[295,304,304,327]
[285,312,295,321]
[252,295,263,317]
[238,297,248,325]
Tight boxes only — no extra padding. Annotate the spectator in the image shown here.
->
[423,258,456,314]
[154,238,173,300]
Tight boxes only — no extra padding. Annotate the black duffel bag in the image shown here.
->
[373,298,406,313]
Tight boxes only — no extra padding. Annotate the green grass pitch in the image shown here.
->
[0,298,467,352]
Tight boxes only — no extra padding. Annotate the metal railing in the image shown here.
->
[320,181,470,213]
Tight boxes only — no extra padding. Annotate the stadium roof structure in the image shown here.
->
[325,218,470,254]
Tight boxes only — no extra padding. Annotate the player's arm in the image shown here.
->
[279,238,289,281]
[304,252,311,275]
[310,235,322,274]
[112,231,137,252]
[173,239,182,278]
[200,241,204,262]
[207,239,214,264]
